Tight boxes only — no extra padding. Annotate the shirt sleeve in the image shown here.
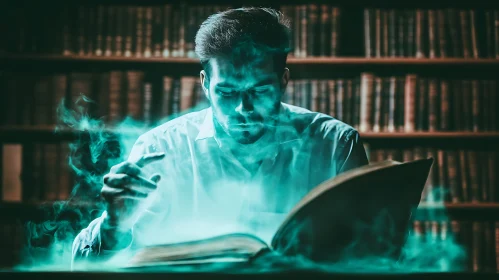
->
[71,212,134,269]
[335,128,369,174]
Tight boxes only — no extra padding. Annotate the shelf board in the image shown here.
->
[288,57,499,65]
[0,54,200,64]
[417,203,499,209]
[0,200,98,209]
[2,54,499,66]
[1,126,498,142]
[359,132,499,139]
[3,201,497,209]
[0,126,146,136]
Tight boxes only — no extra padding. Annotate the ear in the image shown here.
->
[280,67,290,94]
[200,70,210,101]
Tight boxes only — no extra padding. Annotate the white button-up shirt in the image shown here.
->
[72,103,368,263]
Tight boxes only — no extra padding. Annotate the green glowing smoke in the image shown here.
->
[13,92,468,273]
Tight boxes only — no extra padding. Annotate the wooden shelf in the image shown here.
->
[9,0,499,8]
[414,202,499,220]
[417,203,499,209]
[359,132,499,139]
[2,54,499,66]
[0,54,200,64]
[2,201,496,210]
[288,57,499,65]
[0,200,98,209]
[0,125,145,138]
[2,271,499,280]
[1,126,498,142]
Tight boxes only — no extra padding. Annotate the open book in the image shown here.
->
[125,158,433,268]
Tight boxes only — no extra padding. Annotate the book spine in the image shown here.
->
[359,73,373,132]
[404,74,416,132]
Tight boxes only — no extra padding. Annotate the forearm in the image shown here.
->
[100,214,134,251]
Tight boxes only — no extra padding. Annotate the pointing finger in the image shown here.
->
[104,173,158,190]
[135,152,166,168]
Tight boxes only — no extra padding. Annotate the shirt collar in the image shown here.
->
[194,103,301,144]
[195,107,215,141]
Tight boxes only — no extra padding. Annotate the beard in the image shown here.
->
[224,111,281,144]
[215,112,280,145]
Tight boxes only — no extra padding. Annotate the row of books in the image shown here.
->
[2,141,498,204]
[3,4,232,58]
[407,220,498,272]
[1,72,209,127]
[356,73,498,132]
[2,143,73,203]
[3,4,342,58]
[367,146,497,203]
[364,9,499,58]
[3,4,339,58]
[7,4,498,59]
[280,5,341,57]
[285,75,498,132]
[2,72,498,133]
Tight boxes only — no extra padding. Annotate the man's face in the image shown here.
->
[201,56,289,144]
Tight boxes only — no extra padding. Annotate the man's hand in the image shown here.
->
[101,152,166,231]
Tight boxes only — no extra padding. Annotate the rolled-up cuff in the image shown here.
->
[71,211,134,269]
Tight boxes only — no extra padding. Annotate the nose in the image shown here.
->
[234,92,254,116]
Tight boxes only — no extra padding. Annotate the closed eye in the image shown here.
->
[216,88,237,97]
[253,85,273,95]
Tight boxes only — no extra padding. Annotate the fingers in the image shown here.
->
[103,173,158,191]
[111,161,142,177]
[109,152,165,178]
[101,173,156,202]
[101,185,148,201]
[150,173,161,183]
[135,152,166,168]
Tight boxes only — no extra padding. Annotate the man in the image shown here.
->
[72,7,368,266]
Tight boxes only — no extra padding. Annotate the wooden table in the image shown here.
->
[1,270,498,280]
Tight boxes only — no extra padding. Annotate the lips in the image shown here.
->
[230,123,262,130]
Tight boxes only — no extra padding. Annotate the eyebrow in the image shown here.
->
[216,76,276,88]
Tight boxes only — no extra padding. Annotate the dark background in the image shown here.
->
[0,0,498,273]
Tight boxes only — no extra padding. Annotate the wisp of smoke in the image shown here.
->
[12,91,468,274]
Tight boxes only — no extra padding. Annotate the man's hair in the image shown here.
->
[195,7,292,77]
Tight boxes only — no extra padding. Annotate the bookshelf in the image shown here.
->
[0,0,498,273]
[3,53,499,65]
[419,203,499,209]
[1,126,499,141]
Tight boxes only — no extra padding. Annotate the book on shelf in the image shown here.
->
[368,146,497,204]
[5,4,499,59]
[124,158,433,268]
[2,71,497,134]
[3,4,343,58]
[1,142,73,203]
[364,8,499,58]
[0,71,209,128]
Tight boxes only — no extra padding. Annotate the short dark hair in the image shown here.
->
[195,7,292,77]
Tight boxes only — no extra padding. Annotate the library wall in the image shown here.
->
[0,1,498,272]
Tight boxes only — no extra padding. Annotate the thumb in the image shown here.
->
[150,174,161,183]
